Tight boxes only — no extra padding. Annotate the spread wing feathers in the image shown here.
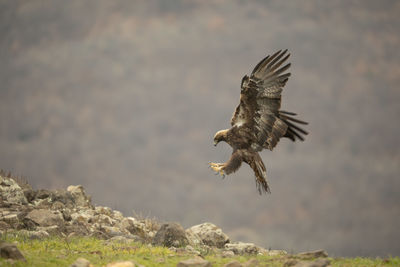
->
[279,110,309,142]
[250,49,291,99]
[231,50,292,150]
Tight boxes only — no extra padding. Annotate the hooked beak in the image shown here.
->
[214,140,218,146]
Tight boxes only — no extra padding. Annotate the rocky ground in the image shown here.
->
[0,174,331,266]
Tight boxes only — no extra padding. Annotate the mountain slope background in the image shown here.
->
[1,0,399,257]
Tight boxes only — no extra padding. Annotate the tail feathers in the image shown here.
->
[251,153,270,194]
[279,110,308,142]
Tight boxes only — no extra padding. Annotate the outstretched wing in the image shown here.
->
[230,50,292,151]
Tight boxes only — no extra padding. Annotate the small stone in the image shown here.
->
[106,261,135,267]
[0,242,25,261]
[152,222,188,247]
[101,226,124,237]
[2,213,19,225]
[70,257,91,267]
[267,250,288,256]
[177,257,211,267]
[222,250,235,258]
[224,242,259,255]
[37,225,60,235]
[19,229,50,239]
[224,260,242,267]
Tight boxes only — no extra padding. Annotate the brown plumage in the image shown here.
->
[210,50,308,194]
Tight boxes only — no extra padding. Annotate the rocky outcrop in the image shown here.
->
[1,174,313,262]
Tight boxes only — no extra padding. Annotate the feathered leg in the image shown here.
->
[209,150,244,178]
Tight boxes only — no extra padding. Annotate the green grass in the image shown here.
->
[0,234,398,266]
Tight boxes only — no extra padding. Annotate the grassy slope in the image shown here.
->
[0,235,399,267]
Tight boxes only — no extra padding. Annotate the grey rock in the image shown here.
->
[187,223,229,248]
[51,189,75,208]
[186,228,203,247]
[0,221,11,231]
[51,201,66,210]
[67,185,92,207]
[112,210,124,222]
[35,189,52,199]
[95,206,113,216]
[100,225,125,237]
[37,225,60,235]
[27,230,50,239]
[297,250,328,259]
[222,250,235,258]
[70,257,91,267]
[25,209,64,227]
[2,212,19,226]
[93,214,114,226]
[224,260,242,267]
[0,242,25,261]
[119,218,148,239]
[267,249,288,256]
[224,242,259,255]
[177,257,211,267]
[65,224,90,236]
[152,222,188,247]
[0,177,27,205]
[70,210,95,224]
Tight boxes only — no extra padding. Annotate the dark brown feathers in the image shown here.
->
[211,50,308,194]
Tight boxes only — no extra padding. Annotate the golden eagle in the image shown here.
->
[210,50,308,194]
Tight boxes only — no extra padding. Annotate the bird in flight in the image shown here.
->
[210,50,308,194]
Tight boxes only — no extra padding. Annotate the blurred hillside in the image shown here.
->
[1,0,399,257]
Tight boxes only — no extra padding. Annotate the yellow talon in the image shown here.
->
[209,162,225,177]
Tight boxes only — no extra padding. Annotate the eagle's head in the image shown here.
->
[213,129,229,146]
